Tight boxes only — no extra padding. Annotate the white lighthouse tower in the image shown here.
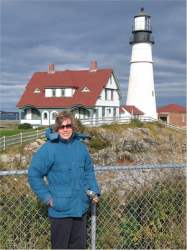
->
[126,8,157,119]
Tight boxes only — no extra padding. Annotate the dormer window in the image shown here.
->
[52,89,56,97]
[61,89,65,96]
[34,88,41,94]
[81,87,90,92]
[45,88,75,97]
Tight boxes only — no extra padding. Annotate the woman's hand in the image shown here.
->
[47,198,53,207]
[92,196,99,204]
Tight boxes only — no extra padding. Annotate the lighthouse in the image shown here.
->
[126,8,157,119]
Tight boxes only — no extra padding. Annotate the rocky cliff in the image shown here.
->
[0,122,186,170]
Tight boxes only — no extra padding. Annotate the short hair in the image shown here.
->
[53,111,76,132]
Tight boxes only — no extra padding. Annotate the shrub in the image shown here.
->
[130,118,144,127]
[88,130,110,152]
[18,123,32,130]
[75,118,85,133]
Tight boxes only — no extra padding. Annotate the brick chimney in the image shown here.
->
[89,60,98,72]
[48,64,55,74]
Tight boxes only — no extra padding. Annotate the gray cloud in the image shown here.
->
[1,0,186,111]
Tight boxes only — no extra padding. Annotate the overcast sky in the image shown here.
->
[1,0,186,111]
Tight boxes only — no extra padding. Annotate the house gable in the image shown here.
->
[95,73,120,107]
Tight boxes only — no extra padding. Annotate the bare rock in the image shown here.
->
[23,139,45,153]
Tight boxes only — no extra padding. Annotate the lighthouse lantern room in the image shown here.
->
[126,8,157,119]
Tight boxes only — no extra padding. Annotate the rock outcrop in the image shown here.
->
[0,125,186,170]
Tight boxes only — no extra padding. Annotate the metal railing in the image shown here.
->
[0,129,45,150]
[0,164,186,249]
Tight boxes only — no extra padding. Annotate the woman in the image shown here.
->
[28,111,100,249]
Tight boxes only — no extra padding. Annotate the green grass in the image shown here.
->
[0,128,34,137]
[0,126,46,138]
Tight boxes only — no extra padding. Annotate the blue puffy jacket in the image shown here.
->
[28,129,100,218]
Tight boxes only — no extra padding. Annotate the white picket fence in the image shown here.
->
[0,129,45,151]
[80,116,186,130]
[0,117,185,150]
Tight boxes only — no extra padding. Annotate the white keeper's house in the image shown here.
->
[17,61,121,126]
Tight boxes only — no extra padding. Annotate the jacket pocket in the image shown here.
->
[52,196,71,212]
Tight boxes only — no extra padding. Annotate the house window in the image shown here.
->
[105,89,107,100]
[107,108,111,114]
[114,107,116,116]
[43,112,48,120]
[105,89,113,101]
[45,89,52,97]
[61,89,65,96]
[45,88,75,97]
[52,89,56,97]
[65,88,74,97]
[34,88,41,94]
[93,109,98,117]
[111,90,114,100]
[51,111,58,120]
[159,115,167,123]
[81,87,90,92]
[102,107,105,117]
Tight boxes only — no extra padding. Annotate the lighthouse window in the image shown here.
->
[145,17,151,30]
[135,16,145,30]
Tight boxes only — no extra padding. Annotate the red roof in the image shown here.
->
[17,69,113,108]
[120,105,144,115]
[157,104,187,113]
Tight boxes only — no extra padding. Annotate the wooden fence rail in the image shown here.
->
[0,116,185,150]
[0,129,45,150]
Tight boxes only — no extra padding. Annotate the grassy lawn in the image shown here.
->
[0,128,35,137]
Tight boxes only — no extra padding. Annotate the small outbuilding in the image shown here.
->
[157,103,186,128]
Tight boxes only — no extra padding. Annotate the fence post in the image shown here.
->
[91,203,96,250]
[20,132,22,145]
[3,136,6,151]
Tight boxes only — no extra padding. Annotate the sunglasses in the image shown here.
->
[59,124,73,130]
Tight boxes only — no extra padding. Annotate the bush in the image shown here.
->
[18,123,32,130]
[88,130,110,152]
[75,118,85,133]
[130,118,144,127]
